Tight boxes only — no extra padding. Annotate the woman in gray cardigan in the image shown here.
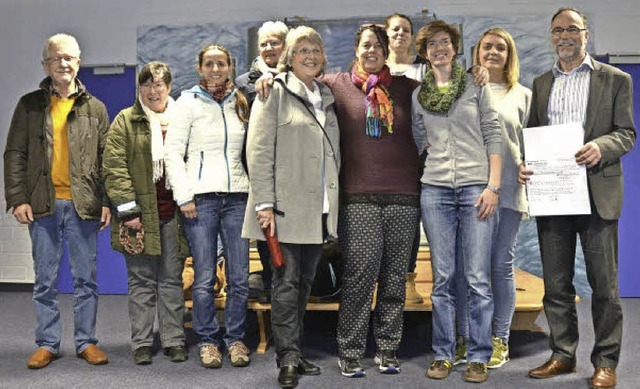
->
[454,27,532,370]
[242,26,340,389]
[412,20,502,384]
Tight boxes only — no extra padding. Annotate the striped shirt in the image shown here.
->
[547,54,593,126]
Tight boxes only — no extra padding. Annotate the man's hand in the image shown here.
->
[12,203,34,224]
[180,201,197,219]
[518,162,533,184]
[575,141,602,168]
[123,216,143,231]
[471,65,489,86]
[255,73,275,100]
[256,208,275,236]
[99,206,111,231]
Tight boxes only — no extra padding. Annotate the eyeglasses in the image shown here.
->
[294,47,322,57]
[357,23,385,33]
[140,81,167,91]
[551,26,587,36]
[427,39,452,49]
[45,55,78,64]
[259,40,283,49]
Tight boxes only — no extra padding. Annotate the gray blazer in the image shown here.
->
[527,58,636,220]
[242,72,341,244]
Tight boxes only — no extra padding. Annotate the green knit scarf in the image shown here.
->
[418,61,467,114]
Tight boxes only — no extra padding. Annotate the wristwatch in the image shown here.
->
[486,185,501,194]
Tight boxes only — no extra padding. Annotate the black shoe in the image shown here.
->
[164,345,188,362]
[258,289,271,304]
[278,365,298,388]
[133,346,152,365]
[297,357,321,375]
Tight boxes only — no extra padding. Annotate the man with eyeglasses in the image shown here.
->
[519,7,635,388]
[4,33,111,369]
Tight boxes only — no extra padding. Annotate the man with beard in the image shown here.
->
[519,7,635,389]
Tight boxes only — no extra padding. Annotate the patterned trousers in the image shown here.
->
[336,201,419,359]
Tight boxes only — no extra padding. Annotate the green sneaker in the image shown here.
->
[133,346,152,365]
[453,335,467,365]
[488,336,509,369]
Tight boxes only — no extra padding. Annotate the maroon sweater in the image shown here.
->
[321,73,421,196]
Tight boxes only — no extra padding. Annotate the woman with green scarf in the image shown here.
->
[412,20,503,384]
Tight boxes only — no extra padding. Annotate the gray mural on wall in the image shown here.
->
[138,13,594,297]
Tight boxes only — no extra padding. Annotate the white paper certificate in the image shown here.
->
[522,123,591,216]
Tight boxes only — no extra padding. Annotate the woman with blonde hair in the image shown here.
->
[455,27,531,370]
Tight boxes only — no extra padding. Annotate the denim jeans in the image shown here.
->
[455,207,521,343]
[182,192,249,347]
[421,184,495,363]
[29,199,101,354]
[124,217,185,351]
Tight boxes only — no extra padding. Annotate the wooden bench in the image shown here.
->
[185,249,545,354]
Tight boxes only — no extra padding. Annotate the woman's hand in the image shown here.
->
[256,208,276,236]
[475,189,498,220]
[124,216,143,231]
[471,65,489,86]
[180,201,197,219]
[255,73,275,100]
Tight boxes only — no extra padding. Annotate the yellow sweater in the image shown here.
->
[50,95,75,200]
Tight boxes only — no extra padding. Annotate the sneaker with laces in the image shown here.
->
[454,335,467,365]
[426,359,453,379]
[338,358,365,378]
[465,362,488,383]
[488,336,509,369]
[374,350,401,374]
[199,344,222,368]
[228,341,250,367]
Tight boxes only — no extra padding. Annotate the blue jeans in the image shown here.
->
[182,193,249,347]
[421,184,495,363]
[29,199,101,354]
[455,207,521,343]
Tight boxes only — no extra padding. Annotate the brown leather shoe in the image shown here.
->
[528,358,576,379]
[27,348,57,369]
[77,345,108,365]
[591,367,616,388]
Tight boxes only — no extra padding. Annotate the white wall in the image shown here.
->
[1,0,639,282]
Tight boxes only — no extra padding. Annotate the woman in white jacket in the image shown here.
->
[164,44,251,369]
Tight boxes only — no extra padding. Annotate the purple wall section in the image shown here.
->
[57,66,135,295]
[615,63,640,298]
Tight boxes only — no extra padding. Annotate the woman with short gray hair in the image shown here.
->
[242,26,339,389]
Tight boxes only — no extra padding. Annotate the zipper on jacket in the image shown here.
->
[199,151,204,180]
[219,95,233,193]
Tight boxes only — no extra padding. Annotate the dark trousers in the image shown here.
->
[258,240,272,290]
[271,242,323,366]
[537,213,622,369]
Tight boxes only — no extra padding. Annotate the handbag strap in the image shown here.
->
[273,77,338,163]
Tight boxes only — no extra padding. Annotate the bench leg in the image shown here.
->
[255,310,271,354]
[511,311,544,332]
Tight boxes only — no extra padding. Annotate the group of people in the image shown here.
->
[4,6,634,389]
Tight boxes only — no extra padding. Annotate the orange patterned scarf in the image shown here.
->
[351,63,394,138]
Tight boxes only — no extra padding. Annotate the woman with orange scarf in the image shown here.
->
[257,23,423,378]
[320,24,422,377]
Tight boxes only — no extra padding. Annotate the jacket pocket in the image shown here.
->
[198,151,204,180]
[602,163,622,177]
